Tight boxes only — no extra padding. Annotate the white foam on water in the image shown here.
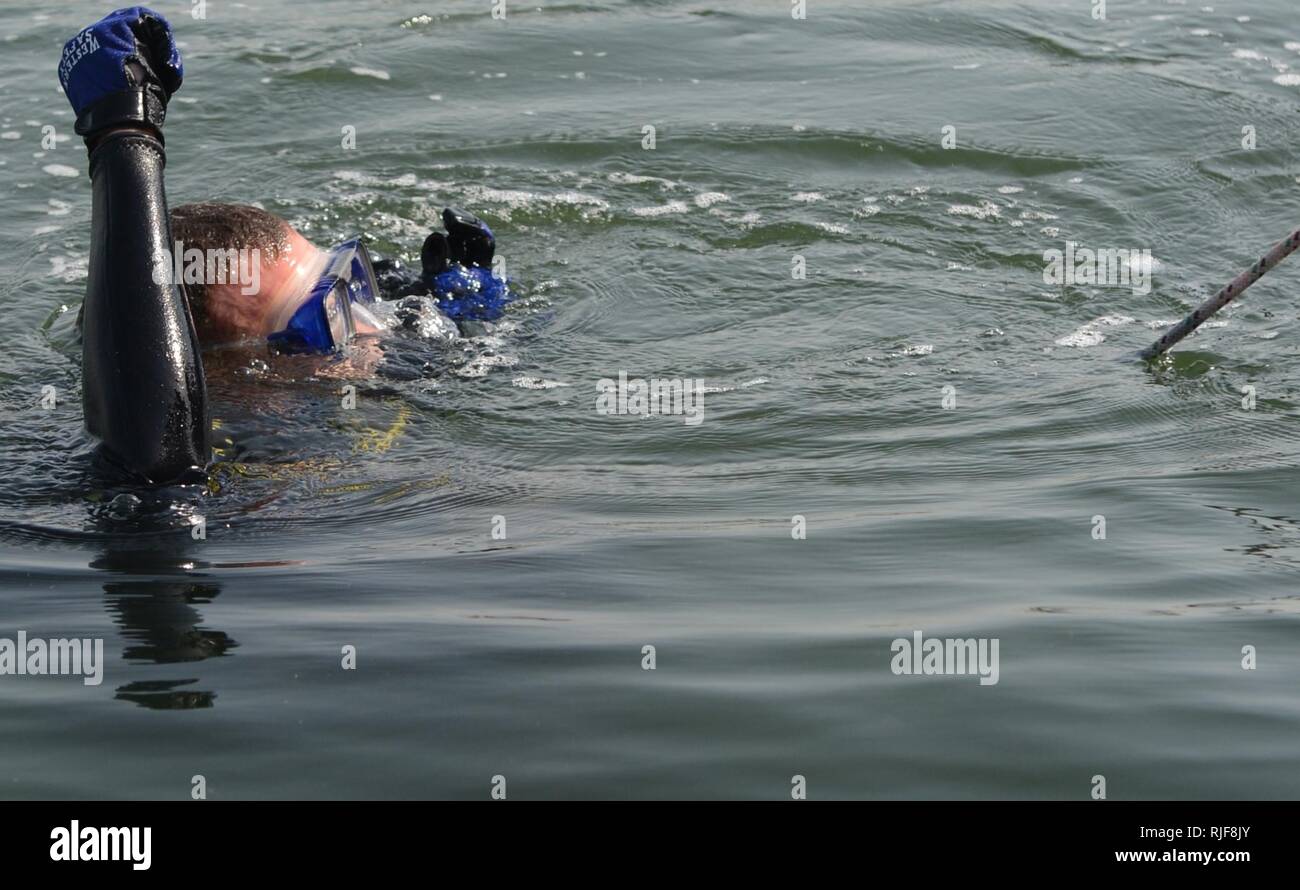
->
[899,344,934,356]
[0,131,19,140]
[607,171,676,188]
[1056,328,1105,347]
[693,192,729,208]
[332,169,390,187]
[42,164,77,178]
[947,200,1000,220]
[998,185,1024,194]
[1055,315,1135,348]
[456,353,518,378]
[512,376,571,389]
[350,67,390,80]
[1274,74,1300,85]
[1233,49,1266,61]
[792,192,824,203]
[461,183,610,215]
[855,204,882,218]
[49,255,87,282]
[631,200,689,217]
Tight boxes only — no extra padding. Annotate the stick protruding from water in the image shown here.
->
[1140,228,1300,360]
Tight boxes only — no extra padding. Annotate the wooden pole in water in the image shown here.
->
[1140,228,1300,360]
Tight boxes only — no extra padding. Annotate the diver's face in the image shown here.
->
[255,227,330,337]
[186,226,323,343]
[193,226,380,344]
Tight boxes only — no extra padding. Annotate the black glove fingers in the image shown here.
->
[442,208,495,268]
[421,232,450,277]
[132,13,182,96]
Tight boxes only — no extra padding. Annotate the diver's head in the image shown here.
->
[168,203,380,349]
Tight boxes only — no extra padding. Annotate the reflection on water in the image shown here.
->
[90,546,233,711]
[1211,504,1300,566]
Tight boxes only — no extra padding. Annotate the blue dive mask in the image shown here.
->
[267,238,382,354]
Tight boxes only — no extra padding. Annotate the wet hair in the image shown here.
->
[169,202,291,328]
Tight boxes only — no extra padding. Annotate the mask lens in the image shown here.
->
[324,280,353,346]
[348,243,378,304]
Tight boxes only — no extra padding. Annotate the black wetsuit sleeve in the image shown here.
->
[81,131,209,483]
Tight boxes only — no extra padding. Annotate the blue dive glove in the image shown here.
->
[429,265,513,322]
[421,208,513,321]
[57,7,183,143]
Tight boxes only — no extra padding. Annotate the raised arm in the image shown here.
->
[60,8,208,483]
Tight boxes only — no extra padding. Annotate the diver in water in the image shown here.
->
[58,7,509,485]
